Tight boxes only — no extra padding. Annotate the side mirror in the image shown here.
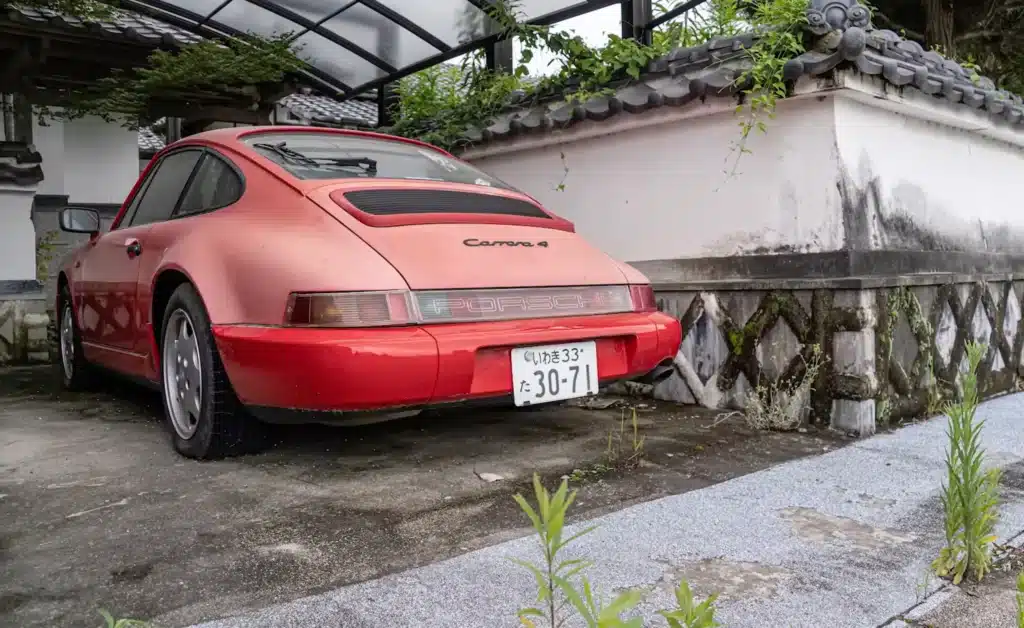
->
[59,207,101,236]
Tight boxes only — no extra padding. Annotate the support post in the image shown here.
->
[633,0,653,45]
[620,0,635,39]
[486,38,514,74]
[377,83,397,128]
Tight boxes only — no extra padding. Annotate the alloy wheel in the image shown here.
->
[163,309,203,439]
[59,304,75,381]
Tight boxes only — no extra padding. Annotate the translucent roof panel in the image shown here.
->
[119,0,622,97]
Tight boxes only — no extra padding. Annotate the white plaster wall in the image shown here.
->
[465,96,845,262]
[0,186,38,282]
[833,91,1024,253]
[27,113,140,204]
[62,116,139,204]
[31,118,65,196]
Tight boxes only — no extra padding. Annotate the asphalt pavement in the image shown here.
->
[194,393,1024,628]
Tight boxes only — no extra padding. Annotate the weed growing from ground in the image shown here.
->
[98,609,149,627]
[605,407,645,469]
[745,344,824,431]
[1016,572,1024,628]
[933,341,1001,585]
[512,473,720,627]
[658,580,720,628]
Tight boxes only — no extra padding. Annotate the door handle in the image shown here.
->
[125,239,142,257]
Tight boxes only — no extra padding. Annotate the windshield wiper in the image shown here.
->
[320,157,377,175]
[253,141,377,175]
[252,141,319,166]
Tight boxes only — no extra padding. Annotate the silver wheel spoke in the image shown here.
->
[163,309,204,440]
[60,305,75,380]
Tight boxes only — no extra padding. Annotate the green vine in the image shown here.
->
[389,0,811,165]
[37,33,306,127]
[15,0,114,20]
[730,0,809,171]
[35,230,60,284]
[8,0,307,126]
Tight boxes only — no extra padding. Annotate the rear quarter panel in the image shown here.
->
[139,165,408,329]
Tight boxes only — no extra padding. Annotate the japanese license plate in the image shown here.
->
[510,341,599,406]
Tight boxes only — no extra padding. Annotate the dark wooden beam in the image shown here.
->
[159,104,273,124]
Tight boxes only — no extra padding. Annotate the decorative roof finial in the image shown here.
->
[805,0,873,36]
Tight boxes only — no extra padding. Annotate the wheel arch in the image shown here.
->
[151,267,196,356]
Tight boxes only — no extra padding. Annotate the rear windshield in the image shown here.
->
[243,132,515,190]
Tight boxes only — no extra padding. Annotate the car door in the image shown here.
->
[131,149,245,360]
[77,148,203,374]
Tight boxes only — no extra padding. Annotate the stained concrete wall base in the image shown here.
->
[0,295,51,365]
[654,275,1024,434]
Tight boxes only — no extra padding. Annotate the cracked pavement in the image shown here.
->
[195,392,1024,628]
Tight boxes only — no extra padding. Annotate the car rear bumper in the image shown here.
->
[212,311,681,416]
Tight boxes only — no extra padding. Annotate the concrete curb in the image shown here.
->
[878,527,1024,626]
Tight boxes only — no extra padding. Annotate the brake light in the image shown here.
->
[284,285,647,327]
[628,284,657,312]
[285,291,413,327]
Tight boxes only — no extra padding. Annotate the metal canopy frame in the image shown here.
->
[118,0,713,131]
[118,0,638,98]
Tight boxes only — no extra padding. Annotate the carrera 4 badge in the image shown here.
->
[463,238,549,248]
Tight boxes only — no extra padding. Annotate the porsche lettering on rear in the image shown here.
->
[463,238,549,248]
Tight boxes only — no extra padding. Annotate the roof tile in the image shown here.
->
[277,93,378,127]
[6,5,201,46]
[463,0,1024,148]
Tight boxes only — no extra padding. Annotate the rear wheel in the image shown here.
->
[160,283,268,459]
[55,285,94,391]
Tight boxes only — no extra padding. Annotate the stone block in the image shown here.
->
[833,329,876,376]
[0,296,51,365]
[831,399,876,436]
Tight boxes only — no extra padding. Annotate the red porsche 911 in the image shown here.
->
[54,126,681,459]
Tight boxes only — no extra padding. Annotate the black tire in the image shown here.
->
[54,285,94,391]
[159,283,269,459]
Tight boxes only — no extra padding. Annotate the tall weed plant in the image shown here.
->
[513,474,719,627]
[1016,572,1024,628]
[932,341,1002,584]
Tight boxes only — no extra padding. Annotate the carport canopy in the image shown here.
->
[116,0,666,99]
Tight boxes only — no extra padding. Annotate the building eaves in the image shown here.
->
[464,0,1024,147]
[4,5,202,47]
[0,141,44,186]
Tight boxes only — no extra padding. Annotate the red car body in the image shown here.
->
[56,126,680,446]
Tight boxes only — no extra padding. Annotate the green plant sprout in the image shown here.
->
[98,609,150,628]
[932,341,1001,585]
[512,473,720,627]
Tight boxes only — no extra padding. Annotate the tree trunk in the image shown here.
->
[923,0,957,56]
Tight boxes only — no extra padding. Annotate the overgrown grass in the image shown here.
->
[513,473,720,627]
[744,343,824,431]
[932,341,1001,585]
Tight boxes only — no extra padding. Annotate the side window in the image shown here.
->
[124,150,202,228]
[116,163,164,229]
[175,153,243,217]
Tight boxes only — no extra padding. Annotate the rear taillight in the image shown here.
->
[628,284,657,312]
[285,291,414,327]
[285,285,648,327]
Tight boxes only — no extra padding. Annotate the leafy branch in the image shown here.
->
[38,32,306,127]
[389,0,811,161]
[6,0,307,126]
[729,0,808,173]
